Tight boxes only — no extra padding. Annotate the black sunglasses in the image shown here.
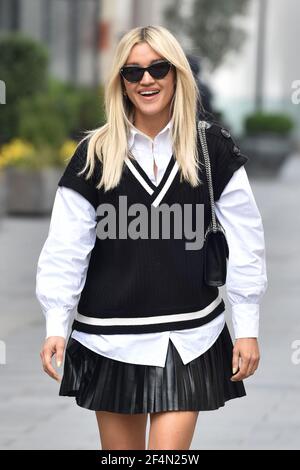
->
[120,60,173,83]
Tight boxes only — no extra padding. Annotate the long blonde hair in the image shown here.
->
[78,25,204,192]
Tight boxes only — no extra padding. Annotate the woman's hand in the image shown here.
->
[231,338,260,381]
[40,336,66,382]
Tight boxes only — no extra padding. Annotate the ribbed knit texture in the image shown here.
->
[58,122,248,334]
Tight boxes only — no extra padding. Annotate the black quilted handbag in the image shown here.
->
[197,120,229,287]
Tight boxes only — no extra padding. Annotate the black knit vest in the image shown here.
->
[58,122,248,334]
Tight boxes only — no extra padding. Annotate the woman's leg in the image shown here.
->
[148,411,199,450]
[95,411,148,450]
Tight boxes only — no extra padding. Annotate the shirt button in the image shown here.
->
[233,145,241,155]
[220,128,231,138]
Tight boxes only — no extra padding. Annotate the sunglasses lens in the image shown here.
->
[121,67,143,83]
[150,62,171,79]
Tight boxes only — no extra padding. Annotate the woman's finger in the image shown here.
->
[41,348,61,381]
[231,353,250,381]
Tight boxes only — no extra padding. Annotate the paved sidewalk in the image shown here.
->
[0,177,300,449]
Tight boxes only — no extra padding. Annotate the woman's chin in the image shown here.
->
[136,103,167,116]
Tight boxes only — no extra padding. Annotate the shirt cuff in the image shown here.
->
[45,308,70,339]
[232,304,260,339]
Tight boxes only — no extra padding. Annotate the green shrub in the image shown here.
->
[0,33,49,142]
[18,78,106,147]
[18,93,71,149]
[244,112,294,135]
[71,84,106,138]
[48,80,106,138]
[0,33,105,148]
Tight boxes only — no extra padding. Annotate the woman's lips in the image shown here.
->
[138,91,161,101]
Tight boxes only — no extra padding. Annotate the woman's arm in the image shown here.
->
[36,186,97,380]
[215,166,268,381]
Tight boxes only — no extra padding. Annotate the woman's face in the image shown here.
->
[121,42,176,120]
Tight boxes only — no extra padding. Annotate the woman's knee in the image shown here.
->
[95,411,148,450]
[148,410,199,450]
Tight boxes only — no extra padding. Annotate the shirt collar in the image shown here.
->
[128,120,172,151]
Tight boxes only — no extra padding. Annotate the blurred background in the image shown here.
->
[0,0,299,450]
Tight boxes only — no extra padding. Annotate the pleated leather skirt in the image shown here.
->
[59,322,246,414]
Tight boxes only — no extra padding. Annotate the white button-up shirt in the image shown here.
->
[36,120,268,367]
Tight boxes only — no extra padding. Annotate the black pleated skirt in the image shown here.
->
[59,322,246,414]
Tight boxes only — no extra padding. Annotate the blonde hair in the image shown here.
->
[78,25,204,192]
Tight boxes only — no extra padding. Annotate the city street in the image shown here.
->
[0,174,300,450]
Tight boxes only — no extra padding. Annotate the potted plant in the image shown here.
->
[0,34,104,216]
[0,138,77,215]
[241,112,295,176]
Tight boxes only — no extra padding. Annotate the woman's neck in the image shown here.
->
[133,113,171,140]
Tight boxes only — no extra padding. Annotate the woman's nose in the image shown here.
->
[140,71,155,83]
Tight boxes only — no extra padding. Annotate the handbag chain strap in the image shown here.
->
[197,120,217,232]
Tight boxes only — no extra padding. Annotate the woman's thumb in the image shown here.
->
[232,347,240,375]
[56,345,64,368]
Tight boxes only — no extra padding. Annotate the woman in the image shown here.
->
[36,25,268,450]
